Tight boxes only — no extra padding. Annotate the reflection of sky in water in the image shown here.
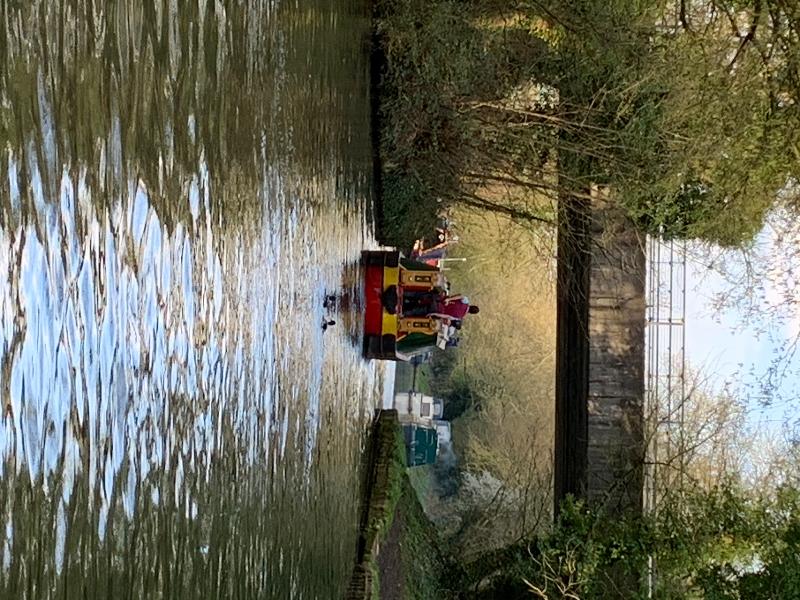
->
[6,158,228,537]
[0,1,387,595]
[0,139,388,594]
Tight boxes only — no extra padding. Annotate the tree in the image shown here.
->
[377,0,800,246]
[644,364,752,503]
[463,484,800,599]
[527,0,800,245]
[682,208,800,407]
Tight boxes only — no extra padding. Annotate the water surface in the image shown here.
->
[0,1,387,597]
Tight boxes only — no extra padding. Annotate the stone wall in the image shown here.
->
[555,188,646,515]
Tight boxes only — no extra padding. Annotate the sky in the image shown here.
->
[682,218,800,436]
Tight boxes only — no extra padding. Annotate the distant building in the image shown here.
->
[402,425,438,467]
[393,392,443,421]
[394,392,449,466]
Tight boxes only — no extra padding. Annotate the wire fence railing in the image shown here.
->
[644,236,687,594]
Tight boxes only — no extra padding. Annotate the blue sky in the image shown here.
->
[683,223,800,434]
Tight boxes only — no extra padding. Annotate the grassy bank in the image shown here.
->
[347,411,454,599]
[374,0,557,560]
[347,411,407,598]
[416,207,556,558]
[380,475,456,600]
[394,362,433,397]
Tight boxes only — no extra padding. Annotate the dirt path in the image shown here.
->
[378,509,405,600]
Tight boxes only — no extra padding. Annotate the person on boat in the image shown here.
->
[402,288,446,316]
[430,295,479,321]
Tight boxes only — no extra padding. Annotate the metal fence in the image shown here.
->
[644,236,689,506]
[644,236,688,594]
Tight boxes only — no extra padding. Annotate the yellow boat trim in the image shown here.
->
[398,317,437,336]
[382,312,398,335]
[382,265,399,289]
[380,265,399,335]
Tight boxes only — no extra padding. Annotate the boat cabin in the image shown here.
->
[362,250,457,360]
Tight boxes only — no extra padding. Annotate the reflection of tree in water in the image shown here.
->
[0,1,377,597]
[0,0,372,225]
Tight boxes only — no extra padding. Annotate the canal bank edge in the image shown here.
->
[346,410,449,599]
[347,410,405,598]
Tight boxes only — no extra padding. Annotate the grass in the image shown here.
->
[445,205,556,443]
[425,206,557,556]
[366,414,408,548]
[347,411,458,599]
[395,475,455,600]
[415,366,432,395]
[406,464,435,502]
[394,362,433,396]
[347,411,408,598]
[393,362,415,395]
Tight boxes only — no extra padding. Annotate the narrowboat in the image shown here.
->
[362,250,454,361]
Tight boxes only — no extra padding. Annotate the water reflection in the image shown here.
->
[0,1,384,597]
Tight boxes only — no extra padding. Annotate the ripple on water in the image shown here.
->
[0,0,385,596]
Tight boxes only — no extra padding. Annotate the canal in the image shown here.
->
[0,1,389,597]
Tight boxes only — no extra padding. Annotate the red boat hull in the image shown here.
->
[362,250,400,360]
